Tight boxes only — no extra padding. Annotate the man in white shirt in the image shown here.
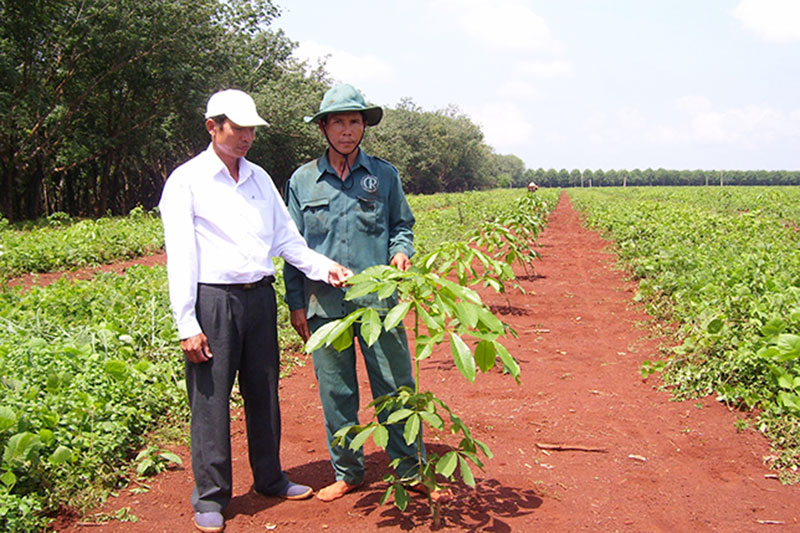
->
[159,89,352,533]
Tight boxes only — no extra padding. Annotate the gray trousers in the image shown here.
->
[187,282,288,513]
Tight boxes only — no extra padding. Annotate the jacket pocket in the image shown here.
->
[355,196,381,236]
[301,197,330,244]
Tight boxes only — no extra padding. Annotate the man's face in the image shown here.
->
[320,111,365,154]
[207,118,255,161]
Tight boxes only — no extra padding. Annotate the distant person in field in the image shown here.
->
[283,84,426,502]
[159,88,352,533]
[527,181,538,192]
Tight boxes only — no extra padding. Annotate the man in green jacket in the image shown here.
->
[284,84,418,501]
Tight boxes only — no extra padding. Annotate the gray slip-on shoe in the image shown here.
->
[193,511,224,533]
[258,481,313,500]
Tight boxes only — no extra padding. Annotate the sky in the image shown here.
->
[273,0,800,172]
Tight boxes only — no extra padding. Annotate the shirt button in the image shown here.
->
[340,212,344,216]
[341,239,346,244]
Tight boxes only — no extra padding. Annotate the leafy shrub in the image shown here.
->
[570,186,800,473]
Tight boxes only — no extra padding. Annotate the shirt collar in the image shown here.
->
[203,144,253,184]
[315,148,373,182]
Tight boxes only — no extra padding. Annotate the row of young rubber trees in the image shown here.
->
[305,191,552,526]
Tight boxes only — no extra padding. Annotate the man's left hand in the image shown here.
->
[390,253,411,271]
[328,262,354,287]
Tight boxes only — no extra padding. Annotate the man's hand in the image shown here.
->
[328,262,353,287]
[390,252,411,271]
[181,332,213,363]
[290,309,311,342]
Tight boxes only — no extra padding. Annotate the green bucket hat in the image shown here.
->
[304,84,383,126]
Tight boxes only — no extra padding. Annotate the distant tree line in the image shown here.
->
[363,99,525,194]
[0,0,525,222]
[527,168,800,188]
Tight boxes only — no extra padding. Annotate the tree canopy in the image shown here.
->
[363,99,498,194]
[1,0,523,222]
[0,0,323,221]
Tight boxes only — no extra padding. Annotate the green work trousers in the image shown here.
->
[309,316,421,485]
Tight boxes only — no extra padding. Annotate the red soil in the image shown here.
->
[50,193,800,532]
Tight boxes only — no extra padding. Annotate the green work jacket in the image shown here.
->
[284,149,415,318]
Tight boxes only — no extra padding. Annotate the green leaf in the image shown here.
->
[422,251,439,270]
[386,408,414,425]
[360,308,383,347]
[476,306,505,333]
[384,301,412,331]
[474,340,496,373]
[380,484,394,506]
[403,414,421,446]
[394,484,409,511]
[761,318,786,338]
[373,425,389,448]
[450,333,476,382]
[136,458,155,476]
[350,426,376,451]
[0,471,17,489]
[104,360,129,381]
[419,410,444,430]
[306,310,365,352]
[329,310,365,343]
[454,301,479,329]
[38,429,55,446]
[776,334,800,360]
[46,372,62,393]
[416,302,443,332]
[331,328,355,351]
[495,341,520,383]
[3,432,41,464]
[439,278,481,305]
[435,450,458,477]
[474,438,493,459]
[333,424,358,440]
[0,406,16,432]
[158,451,182,466]
[778,391,800,412]
[416,341,434,361]
[305,320,341,352]
[459,455,476,487]
[377,281,398,300]
[133,360,152,373]
[331,326,353,352]
[706,318,724,334]
[345,280,379,300]
[49,445,73,464]
[778,373,794,390]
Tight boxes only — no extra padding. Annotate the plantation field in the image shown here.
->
[55,190,800,532]
[0,188,557,531]
[5,186,800,531]
[570,186,800,471]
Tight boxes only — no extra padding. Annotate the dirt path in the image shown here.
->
[54,193,800,532]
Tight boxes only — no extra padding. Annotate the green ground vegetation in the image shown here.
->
[0,207,164,284]
[569,186,800,480]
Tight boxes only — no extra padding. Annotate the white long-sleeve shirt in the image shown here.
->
[159,145,334,339]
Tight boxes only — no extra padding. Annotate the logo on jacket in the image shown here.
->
[361,175,379,193]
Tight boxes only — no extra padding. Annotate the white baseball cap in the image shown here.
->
[205,89,269,127]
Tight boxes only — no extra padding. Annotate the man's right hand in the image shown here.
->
[328,263,353,287]
[181,333,213,363]
[291,309,311,342]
